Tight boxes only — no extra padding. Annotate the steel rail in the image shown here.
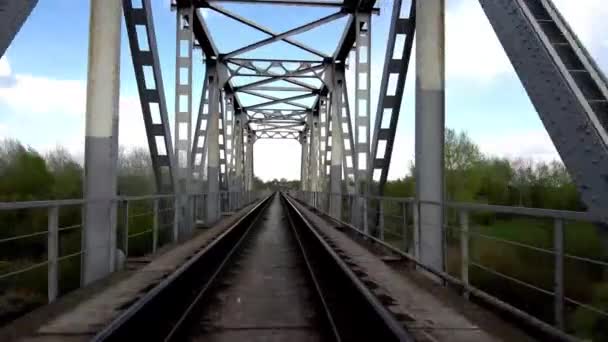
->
[282,194,342,341]
[163,196,273,341]
[91,194,272,341]
[282,193,415,342]
[299,194,579,342]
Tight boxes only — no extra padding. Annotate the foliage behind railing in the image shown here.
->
[293,191,608,341]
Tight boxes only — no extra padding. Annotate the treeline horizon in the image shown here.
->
[0,129,584,211]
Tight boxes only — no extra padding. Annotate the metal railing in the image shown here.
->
[0,190,259,321]
[293,191,607,340]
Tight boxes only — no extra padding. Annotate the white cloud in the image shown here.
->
[445,0,513,82]
[0,56,10,77]
[477,129,561,163]
[118,95,148,149]
[445,0,608,83]
[0,74,86,116]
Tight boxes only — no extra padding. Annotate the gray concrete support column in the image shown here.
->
[329,69,345,219]
[206,64,221,223]
[415,0,445,272]
[83,0,122,285]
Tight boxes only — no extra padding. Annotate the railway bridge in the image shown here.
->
[0,0,607,341]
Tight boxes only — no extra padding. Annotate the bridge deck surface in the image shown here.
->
[11,195,537,342]
[11,202,259,342]
[289,197,536,342]
[188,194,323,341]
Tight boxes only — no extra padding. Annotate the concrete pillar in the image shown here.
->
[415,0,445,272]
[206,64,220,223]
[329,69,344,219]
[83,0,122,285]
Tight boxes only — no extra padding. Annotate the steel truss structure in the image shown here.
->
[3,0,608,281]
[126,0,608,240]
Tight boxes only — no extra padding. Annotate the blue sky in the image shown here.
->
[0,0,607,181]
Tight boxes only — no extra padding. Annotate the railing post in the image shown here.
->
[172,196,179,242]
[554,218,565,330]
[378,200,385,241]
[412,201,420,259]
[122,200,129,259]
[402,201,408,252]
[47,206,59,303]
[459,209,470,299]
[189,195,195,232]
[363,196,369,235]
[152,199,159,254]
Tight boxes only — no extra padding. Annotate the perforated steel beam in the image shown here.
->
[245,129,255,190]
[206,62,221,222]
[300,129,310,191]
[329,67,345,219]
[354,11,372,196]
[479,0,608,221]
[123,0,176,194]
[370,0,415,195]
[192,75,209,183]
[233,110,245,205]
[340,80,356,194]
[309,112,320,192]
[174,5,195,238]
[319,95,330,191]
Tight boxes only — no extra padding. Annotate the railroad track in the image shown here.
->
[93,192,414,342]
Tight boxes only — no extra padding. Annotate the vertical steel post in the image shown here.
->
[330,69,344,220]
[172,196,179,242]
[378,200,385,241]
[415,0,445,272]
[224,95,235,210]
[402,201,408,252]
[83,0,121,285]
[300,130,309,191]
[245,131,255,191]
[206,63,221,223]
[459,209,470,299]
[174,5,194,238]
[152,199,159,253]
[309,113,320,192]
[554,218,565,330]
[122,201,129,259]
[412,201,420,258]
[47,206,59,302]
[234,112,244,208]
[362,196,369,234]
